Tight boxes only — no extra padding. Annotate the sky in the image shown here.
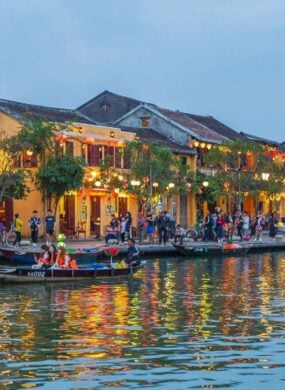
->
[0,0,285,142]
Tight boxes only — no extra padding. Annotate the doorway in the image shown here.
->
[64,195,75,231]
[90,196,101,238]
[118,197,128,217]
[0,199,13,229]
[180,194,188,227]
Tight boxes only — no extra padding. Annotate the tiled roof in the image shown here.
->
[120,126,196,155]
[185,113,245,141]
[154,107,227,143]
[240,131,280,147]
[0,98,96,124]
[77,90,156,124]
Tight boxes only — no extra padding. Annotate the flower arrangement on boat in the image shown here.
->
[104,247,119,267]
[57,233,66,248]
[104,247,119,257]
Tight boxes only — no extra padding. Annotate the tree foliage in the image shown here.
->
[205,139,285,211]
[37,154,86,213]
[122,140,189,207]
[0,133,28,201]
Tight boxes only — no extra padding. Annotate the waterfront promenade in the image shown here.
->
[6,232,285,256]
[1,232,285,262]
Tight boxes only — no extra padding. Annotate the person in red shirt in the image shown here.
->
[216,212,225,243]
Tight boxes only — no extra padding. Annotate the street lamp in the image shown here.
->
[262,172,270,181]
[168,182,175,189]
[202,181,209,187]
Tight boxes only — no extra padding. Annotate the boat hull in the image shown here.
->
[0,246,103,265]
[0,261,146,283]
[173,243,251,256]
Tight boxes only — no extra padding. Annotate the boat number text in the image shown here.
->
[27,271,46,277]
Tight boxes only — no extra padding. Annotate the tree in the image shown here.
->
[205,139,285,211]
[0,133,28,202]
[84,140,193,211]
[14,118,88,216]
[36,154,86,214]
[122,140,189,209]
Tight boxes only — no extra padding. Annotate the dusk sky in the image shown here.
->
[1,0,284,141]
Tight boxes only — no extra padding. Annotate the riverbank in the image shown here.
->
[1,233,285,261]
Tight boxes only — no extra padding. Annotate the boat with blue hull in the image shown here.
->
[0,246,105,265]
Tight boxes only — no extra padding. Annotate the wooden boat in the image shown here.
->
[0,245,106,265]
[0,261,146,283]
[173,242,251,256]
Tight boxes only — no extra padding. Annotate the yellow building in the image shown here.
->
[0,98,197,238]
[0,98,138,237]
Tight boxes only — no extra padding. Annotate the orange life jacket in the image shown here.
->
[56,254,66,268]
[68,259,78,269]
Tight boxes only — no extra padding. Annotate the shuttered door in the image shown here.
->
[90,196,101,237]
[180,194,188,227]
[105,146,114,166]
[87,145,101,166]
[115,147,122,168]
[64,195,75,231]
[118,197,128,217]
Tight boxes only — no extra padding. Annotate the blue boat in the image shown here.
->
[0,246,106,265]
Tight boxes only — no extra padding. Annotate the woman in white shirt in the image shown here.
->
[242,211,250,237]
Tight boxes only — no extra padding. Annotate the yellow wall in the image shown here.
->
[0,112,22,136]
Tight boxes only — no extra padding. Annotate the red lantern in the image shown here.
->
[142,144,149,152]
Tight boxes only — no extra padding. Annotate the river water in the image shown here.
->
[0,252,285,389]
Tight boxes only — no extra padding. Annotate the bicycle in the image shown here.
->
[185,222,206,241]
[0,223,17,247]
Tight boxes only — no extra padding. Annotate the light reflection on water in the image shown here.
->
[0,252,285,389]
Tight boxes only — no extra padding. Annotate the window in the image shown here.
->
[180,156,187,166]
[141,117,151,128]
[105,146,114,166]
[87,145,103,166]
[101,103,110,113]
[65,141,74,156]
[115,147,123,168]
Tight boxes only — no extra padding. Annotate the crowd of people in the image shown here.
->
[105,209,180,246]
[104,208,284,246]
[200,209,284,243]
[0,208,56,247]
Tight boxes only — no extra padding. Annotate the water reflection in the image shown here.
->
[0,252,285,389]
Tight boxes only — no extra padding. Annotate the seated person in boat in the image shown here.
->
[55,247,71,268]
[174,224,186,244]
[105,224,119,244]
[48,244,57,266]
[32,244,50,268]
[126,238,141,267]
[68,258,78,269]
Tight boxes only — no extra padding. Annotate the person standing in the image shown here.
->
[29,210,41,247]
[216,212,225,244]
[204,211,214,241]
[13,213,23,246]
[137,213,146,244]
[146,209,155,244]
[242,211,250,239]
[45,209,56,245]
[119,216,128,244]
[157,211,170,245]
[269,212,278,238]
[125,211,132,239]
